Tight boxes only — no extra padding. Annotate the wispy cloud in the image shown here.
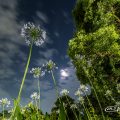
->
[36,11,49,24]
[54,31,60,37]
[62,11,72,24]
[0,0,21,40]
[34,48,58,66]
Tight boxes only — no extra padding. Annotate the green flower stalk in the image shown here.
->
[0,98,10,119]
[45,60,59,97]
[45,60,70,119]
[60,89,79,120]
[30,67,45,109]
[11,22,46,119]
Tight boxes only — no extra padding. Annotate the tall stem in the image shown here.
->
[84,93,96,118]
[51,70,59,98]
[11,43,33,119]
[35,99,39,119]
[82,103,91,120]
[65,96,79,120]
[51,70,69,120]
[38,79,40,109]
[2,105,4,120]
[85,70,105,120]
[18,43,33,101]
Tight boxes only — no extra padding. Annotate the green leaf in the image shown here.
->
[58,102,66,120]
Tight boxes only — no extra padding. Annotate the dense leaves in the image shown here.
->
[68,0,120,119]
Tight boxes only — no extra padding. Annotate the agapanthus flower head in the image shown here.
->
[56,109,60,114]
[74,89,83,96]
[116,101,120,106]
[21,108,26,114]
[0,98,10,107]
[60,89,69,96]
[79,84,89,93]
[21,22,46,46]
[78,96,84,104]
[70,104,77,109]
[30,92,40,100]
[30,67,44,78]
[105,90,112,97]
[45,60,58,72]
[117,84,120,93]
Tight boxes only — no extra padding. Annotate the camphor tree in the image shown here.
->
[68,0,120,119]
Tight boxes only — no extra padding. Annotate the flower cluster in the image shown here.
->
[0,98,10,107]
[44,60,58,72]
[70,104,77,109]
[30,92,40,100]
[75,84,89,96]
[74,84,89,104]
[21,22,46,46]
[60,89,69,96]
[105,90,112,97]
[77,96,84,104]
[30,67,44,78]
[74,89,83,96]
[116,101,120,106]
[80,84,89,93]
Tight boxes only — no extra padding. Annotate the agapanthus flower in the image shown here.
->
[117,84,120,93]
[70,104,77,109]
[30,92,40,100]
[21,22,46,46]
[60,89,69,96]
[56,109,60,114]
[21,108,26,114]
[44,60,58,72]
[79,84,89,93]
[78,96,84,104]
[74,89,83,96]
[105,90,112,97]
[116,101,120,106]
[0,98,10,107]
[30,67,45,78]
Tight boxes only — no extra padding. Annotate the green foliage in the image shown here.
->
[58,102,66,120]
[51,95,80,120]
[68,0,120,119]
[21,102,45,120]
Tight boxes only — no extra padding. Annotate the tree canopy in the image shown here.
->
[68,0,120,119]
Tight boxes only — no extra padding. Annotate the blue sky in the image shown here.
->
[0,0,80,113]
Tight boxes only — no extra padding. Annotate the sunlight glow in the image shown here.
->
[60,69,69,77]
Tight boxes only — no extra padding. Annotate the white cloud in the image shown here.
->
[34,48,58,66]
[36,11,49,24]
[0,0,21,39]
[0,0,27,83]
[60,69,69,79]
[58,60,80,96]
[59,61,77,84]
[0,41,27,80]
[39,49,58,59]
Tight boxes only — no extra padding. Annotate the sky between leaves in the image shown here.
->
[0,0,81,113]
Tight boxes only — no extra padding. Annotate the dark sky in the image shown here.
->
[0,0,80,113]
